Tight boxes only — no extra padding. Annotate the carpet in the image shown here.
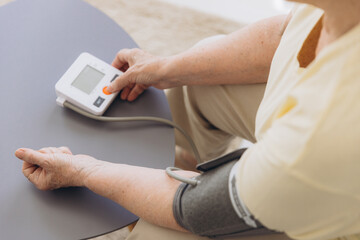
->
[85,0,242,56]
[0,0,242,239]
[0,0,242,56]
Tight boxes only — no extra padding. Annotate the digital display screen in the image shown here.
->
[71,65,105,94]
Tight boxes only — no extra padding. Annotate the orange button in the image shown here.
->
[103,86,112,95]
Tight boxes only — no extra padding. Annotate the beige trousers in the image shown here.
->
[127,219,291,240]
[126,83,294,240]
[126,36,291,240]
[166,83,265,162]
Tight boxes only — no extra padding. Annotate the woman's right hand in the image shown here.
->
[107,48,173,102]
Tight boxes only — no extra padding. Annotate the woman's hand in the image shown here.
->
[14,147,101,190]
[107,48,174,102]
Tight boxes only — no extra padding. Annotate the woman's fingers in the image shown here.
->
[15,148,47,166]
[120,86,131,100]
[39,147,57,154]
[17,150,48,189]
[120,62,130,72]
[59,146,72,155]
[111,48,134,70]
[39,146,72,155]
[109,49,137,93]
[110,48,168,100]
[107,72,133,93]
[120,82,136,100]
[15,147,96,190]
[127,84,148,102]
[22,161,38,178]
[108,48,157,95]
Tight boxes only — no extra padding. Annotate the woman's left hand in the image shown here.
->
[14,147,101,190]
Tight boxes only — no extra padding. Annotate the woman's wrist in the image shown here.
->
[159,54,191,88]
[74,156,108,187]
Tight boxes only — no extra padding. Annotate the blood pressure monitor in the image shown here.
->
[54,52,201,163]
[55,52,122,115]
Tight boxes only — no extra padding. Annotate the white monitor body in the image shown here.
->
[55,52,122,115]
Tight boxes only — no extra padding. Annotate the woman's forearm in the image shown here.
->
[83,161,198,231]
[162,15,290,86]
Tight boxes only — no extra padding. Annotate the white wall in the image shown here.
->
[160,0,293,24]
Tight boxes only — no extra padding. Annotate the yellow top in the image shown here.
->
[236,4,360,240]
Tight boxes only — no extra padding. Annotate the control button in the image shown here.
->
[103,86,112,95]
[110,74,119,82]
[93,96,105,108]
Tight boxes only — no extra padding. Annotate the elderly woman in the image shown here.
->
[15,0,360,239]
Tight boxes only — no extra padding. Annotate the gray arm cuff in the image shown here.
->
[173,149,276,239]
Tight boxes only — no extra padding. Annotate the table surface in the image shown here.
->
[0,0,174,239]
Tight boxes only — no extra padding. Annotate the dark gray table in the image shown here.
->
[0,0,174,239]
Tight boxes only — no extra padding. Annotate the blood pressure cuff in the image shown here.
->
[173,149,276,239]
